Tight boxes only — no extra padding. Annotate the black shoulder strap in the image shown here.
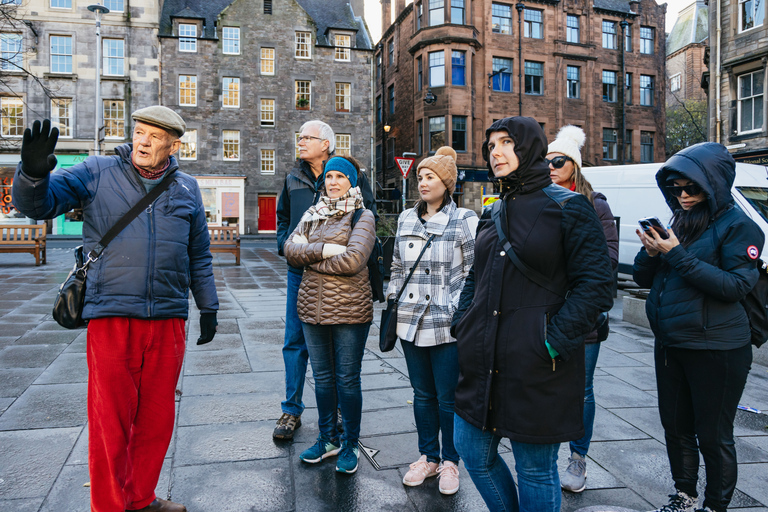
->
[351,207,364,229]
[394,233,436,303]
[542,183,579,209]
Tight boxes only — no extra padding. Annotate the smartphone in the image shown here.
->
[638,216,669,239]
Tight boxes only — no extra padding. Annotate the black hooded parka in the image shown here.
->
[451,117,615,444]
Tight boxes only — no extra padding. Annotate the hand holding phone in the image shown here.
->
[638,216,670,240]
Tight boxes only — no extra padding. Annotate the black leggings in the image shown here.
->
[655,343,752,512]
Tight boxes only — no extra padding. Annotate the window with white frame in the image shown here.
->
[566,14,579,43]
[640,75,654,106]
[223,130,240,161]
[492,3,512,34]
[222,77,240,108]
[103,39,124,76]
[180,130,197,160]
[103,100,124,138]
[179,75,196,106]
[429,0,444,26]
[222,27,240,55]
[295,32,311,59]
[1,34,22,71]
[452,50,465,86]
[603,128,617,160]
[335,134,351,156]
[524,61,543,95]
[625,25,632,51]
[429,50,445,87]
[50,0,71,8]
[640,26,654,54]
[451,0,464,24]
[567,65,580,99]
[295,80,311,109]
[429,116,445,151]
[261,48,275,75]
[335,34,351,61]
[524,8,543,38]
[603,70,617,102]
[260,149,275,174]
[260,99,275,126]
[670,73,681,92]
[104,0,123,12]
[335,83,350,112]
[738,69,764,133]
[740,0,765,32]
[416,1,423,30]
[492,57,512,92]
[51,98,72,138]
[50,35,72,74]
[602,20,617,49]
[640,131,654,162]
[1,97,23,137]
[179,24,197,52]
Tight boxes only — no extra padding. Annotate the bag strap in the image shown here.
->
[351,207,364,229]
[394,233,436,303]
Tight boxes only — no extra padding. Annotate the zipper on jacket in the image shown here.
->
[147,202,155,318]
[545,313,555,372]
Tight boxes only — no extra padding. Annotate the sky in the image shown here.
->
[363,0,694,46]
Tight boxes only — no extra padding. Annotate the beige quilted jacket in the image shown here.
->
[284,209,376,325]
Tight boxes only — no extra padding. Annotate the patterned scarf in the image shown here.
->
[132,154,171,180]
[299,186,364,236]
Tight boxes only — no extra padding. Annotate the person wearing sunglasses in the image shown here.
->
[545,125,619,493]
[633,142,764,512]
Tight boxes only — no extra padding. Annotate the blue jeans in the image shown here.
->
[570,341,601,456]
[454,415,561,512]
[400,340,460,464]
[302,322,370,443]
[281,269,308,416]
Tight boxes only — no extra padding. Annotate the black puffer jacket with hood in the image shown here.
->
[451,117,615,444]
[633,142,764,350]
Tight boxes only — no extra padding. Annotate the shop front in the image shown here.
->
[194,176,246,234]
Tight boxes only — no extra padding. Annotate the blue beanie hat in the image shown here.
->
[323,157,358,188]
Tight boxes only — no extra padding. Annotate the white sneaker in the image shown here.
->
[402,455,439,486]
[437,460,460,495]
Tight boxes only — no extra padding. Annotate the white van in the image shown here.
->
[582,163,768,274]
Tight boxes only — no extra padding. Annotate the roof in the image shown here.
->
[666,0,708,55]
[593,0,634,15]
[159,0,235,38]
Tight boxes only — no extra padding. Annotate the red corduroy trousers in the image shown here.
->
[87,317,186,512]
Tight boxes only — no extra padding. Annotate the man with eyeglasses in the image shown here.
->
[274,120,377,440]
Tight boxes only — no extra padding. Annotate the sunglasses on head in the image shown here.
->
[666,184,703,197]
[545,156,572,169]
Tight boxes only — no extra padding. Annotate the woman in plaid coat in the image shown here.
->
[386,146,478,495]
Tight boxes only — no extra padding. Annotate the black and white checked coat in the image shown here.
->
[386,201,478,346]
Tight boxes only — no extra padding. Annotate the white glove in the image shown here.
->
[322,243,346,259]
[293,233,308,244]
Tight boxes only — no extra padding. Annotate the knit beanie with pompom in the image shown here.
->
[416,146,458,195]
[547,125,586,170]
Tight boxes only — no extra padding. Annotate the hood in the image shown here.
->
[656,142,735,216]
[482,116,552,194]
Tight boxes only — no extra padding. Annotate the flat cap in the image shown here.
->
[131,106,185,137]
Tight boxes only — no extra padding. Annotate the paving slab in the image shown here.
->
[0,344,65,369]
[183,348,252,376]
[14,330,81,345]
[178,392,290,426]
[0,382,87,430]
[601,366,657,391]
[175,420,289,466]
[0,367,45,397]
[0,396,13,413]
[33,352,88,384]
[590,406,652,442]
[181,371,285,397]
[360,407,416,436]
[0,498,44,512]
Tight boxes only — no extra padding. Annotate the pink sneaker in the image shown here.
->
[438,460,460,495]
[402,455,439,486]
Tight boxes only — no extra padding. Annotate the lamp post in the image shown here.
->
[87,3,109,156]
[516,2,524,116]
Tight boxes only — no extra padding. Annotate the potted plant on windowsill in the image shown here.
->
[296,98,310,109]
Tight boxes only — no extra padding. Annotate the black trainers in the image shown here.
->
[647,490,697,512]
[273,413,301,440]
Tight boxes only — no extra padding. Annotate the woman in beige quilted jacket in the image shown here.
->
[283,155,376,475]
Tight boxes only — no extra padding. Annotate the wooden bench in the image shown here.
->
[0,225,47,266]
[209,225,240,265]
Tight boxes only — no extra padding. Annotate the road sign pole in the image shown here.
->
[402,175,406,212]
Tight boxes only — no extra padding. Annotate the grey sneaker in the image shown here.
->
[560,452,587,493]
[273,413,301,440]
[648,490,697,512]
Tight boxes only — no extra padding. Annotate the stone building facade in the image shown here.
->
[665,0,708,107]
[375,0,666,212]
[158,0,373,234]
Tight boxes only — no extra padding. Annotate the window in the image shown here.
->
[625,25,632,51]
[376,54,381,81]
[51,98,72,138]
[103,39,124,76]
[738,70,764,133]
[1,34,22,72]
[524,61,543,95]
[50,35,72,74]
[429,116,445,151]
[451,0,464,24]
[223,27,240,55]
[740,0,765,31]
[388,39,394,65]
[524,9,543,39]
[335,34,351,61]
[1,97,23,137]
[104,0,123,10]
[492,57,512,92]
[388,85,395,115]
[179,75,196,106]
[180,130,197,160]
[429,50,445,87]
[452,116,466,151]
[602,70,617,102]
[429,0,444,26]
[640,75,654,106]
[264,0,272,14]
[179,24,196,52]
[452,51,465,86]
[625,130,633,162]
[260,149,275,173]
[103,100,124,138]
[295,132,301,160]
[295,80,311,109]
[492,3,512,34]
[670,73,681,92]
[640,26,654,54]
[602,20,617,49]
[567,66,580,99]
[417,119,423,155]
[566,15,579,43]
[335,134,351,156]
[417,2,423,30]
[295,32,311,59]
[376,95,382,123]
[335,82,351,112]
[626,72,633,104]
[50,0,71,8]
[261,47,275,75]
[640,131,654,162]
[223,130,240,161]
[260,99,275,126]
[222,77,240,108]
[603,128,617,160]
[417,56,423,91]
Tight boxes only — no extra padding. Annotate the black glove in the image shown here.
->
[21,119,59,179]
[197,312,218,345]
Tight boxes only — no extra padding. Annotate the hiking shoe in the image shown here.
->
[336,441,359,474]
[647,490,698,512]
[402,455,439,486]
[273,413,301,440]
[561,452,587,493]
[437,460,460,495]
[299,438,341,463]
[336,408,344,433]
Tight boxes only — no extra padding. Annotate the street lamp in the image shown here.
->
[87,3,110,156]
[423,88,437,105]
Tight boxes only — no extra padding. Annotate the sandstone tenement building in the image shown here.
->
[666,0,708,108]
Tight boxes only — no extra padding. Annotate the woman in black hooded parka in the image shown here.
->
[634,142,764,512]
[451,117,614,512]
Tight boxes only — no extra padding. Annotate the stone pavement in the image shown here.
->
[0,243,767,512]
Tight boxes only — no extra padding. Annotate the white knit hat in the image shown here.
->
[547,125,585,170]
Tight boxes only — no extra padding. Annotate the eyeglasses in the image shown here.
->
[666,184,703,197]
[544,156,572,169]
[297,135,325,143]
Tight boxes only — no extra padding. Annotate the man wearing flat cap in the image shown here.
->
[12,106,218,512]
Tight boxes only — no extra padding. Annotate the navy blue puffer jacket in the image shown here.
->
[12,144,218,320]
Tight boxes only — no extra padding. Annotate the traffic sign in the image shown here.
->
[395,157,415,178]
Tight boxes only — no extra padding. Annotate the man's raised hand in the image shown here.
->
[21,119,59,179]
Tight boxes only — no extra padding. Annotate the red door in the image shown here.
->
[258,196,277,231]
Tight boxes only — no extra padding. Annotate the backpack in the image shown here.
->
[351,208,385,303]
[741,259,768,348]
